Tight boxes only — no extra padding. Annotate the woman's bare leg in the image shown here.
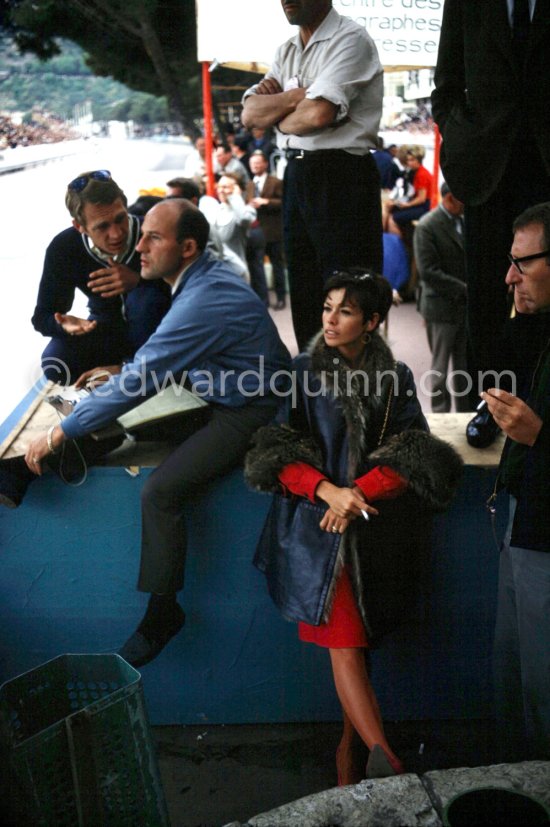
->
[336,709,364,785]
[330,647,401,766]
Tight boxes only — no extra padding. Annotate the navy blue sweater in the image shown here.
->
[32,217,170,356]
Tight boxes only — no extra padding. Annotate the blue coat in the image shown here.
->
[246,334,463,643]
[62,252,291,440]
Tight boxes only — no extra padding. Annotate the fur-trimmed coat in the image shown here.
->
[245,333,463,644]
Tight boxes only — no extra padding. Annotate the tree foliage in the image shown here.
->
[0,35,169,122]
[0,0,201,132]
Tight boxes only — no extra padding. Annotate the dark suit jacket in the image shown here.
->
[431,0,550,205]
[414,206,466,325]
[245,175,283,243]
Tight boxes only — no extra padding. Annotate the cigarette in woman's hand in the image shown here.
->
[361,509,370,521]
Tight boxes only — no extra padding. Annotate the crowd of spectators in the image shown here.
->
[388,105,434,135]
[0,111,77,150]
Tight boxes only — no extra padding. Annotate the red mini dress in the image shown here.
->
[277,463,408,649]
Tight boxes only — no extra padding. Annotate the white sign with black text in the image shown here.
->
[196,0,443,68]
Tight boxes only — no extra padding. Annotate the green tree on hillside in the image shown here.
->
[0,36,170,122]
[0,0,201,132]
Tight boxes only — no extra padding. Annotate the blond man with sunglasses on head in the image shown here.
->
[31,169,171,386]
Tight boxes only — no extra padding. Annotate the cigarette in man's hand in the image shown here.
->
[361,509,370,521]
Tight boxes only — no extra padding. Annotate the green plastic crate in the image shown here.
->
[0,653,170,826]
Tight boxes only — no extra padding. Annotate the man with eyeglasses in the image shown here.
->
[31,170,171,385]
[481,202,550,761]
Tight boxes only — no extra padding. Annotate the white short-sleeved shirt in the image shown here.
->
[243,8,383,156]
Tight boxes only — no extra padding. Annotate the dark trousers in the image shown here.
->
[426,320,470,413]
[138,401,277,594]
[41,327,129,385]
[246,225,269,305]
[493,498,550,760]
[283,150,382,351]
[464,139,550,388]
[392,200,430,227]
[265,240,286,300]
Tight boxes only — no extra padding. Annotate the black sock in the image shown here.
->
[137,593,179,641]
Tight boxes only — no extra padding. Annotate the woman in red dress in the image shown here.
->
[246,269,462,784]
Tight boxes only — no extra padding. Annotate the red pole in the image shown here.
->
[202,61,215,197]
[431,122,441,208]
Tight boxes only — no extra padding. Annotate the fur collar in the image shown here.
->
[308,331,396,478]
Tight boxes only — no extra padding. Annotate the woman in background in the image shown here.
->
[386,147,433,237]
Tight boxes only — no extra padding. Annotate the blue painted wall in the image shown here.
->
[0,464,506,725]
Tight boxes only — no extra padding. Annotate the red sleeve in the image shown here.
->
[278,462,328,502]
[354,465,408,501]
[414,166,433,201]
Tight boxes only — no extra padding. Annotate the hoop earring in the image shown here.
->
[362,331,371,345]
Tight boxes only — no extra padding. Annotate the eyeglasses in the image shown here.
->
[507,249,550,274]
[68,170,112,192]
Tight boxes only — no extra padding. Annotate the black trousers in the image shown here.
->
[464,138,550,393]
[283,150,383,351]
[246,226,269,305]
[138,401,277,594]
[265,240,287,300]
[41,327,129,385]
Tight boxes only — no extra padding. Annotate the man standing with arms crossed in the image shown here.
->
[242,0,384,350]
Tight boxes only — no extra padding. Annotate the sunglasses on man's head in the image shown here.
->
[67,170,112,192]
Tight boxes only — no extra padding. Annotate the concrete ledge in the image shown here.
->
[224,761,550,827]
[0,387,509,725]
[424,761,550,817]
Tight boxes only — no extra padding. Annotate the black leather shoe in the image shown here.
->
[466,406,500,448]
[118,604,186,668]
[0,456,35,508]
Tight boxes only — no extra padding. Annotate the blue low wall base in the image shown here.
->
[0,464,507,725]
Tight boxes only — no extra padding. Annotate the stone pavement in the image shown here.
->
[223,761,550,827]
[153,719,549,826]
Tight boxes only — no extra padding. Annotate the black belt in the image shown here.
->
[284,147,351,160]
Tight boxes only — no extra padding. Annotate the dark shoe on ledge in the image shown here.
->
[466,406,500,448]
[118,602,185,668]
[0,456,35,508]
[272,298,286,310]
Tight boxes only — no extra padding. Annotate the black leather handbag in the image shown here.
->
[253,493,342,626]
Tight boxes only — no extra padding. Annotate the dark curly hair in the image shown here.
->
[323,267,393,329]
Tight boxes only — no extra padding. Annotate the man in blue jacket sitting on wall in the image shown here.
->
[9,199,290,668]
